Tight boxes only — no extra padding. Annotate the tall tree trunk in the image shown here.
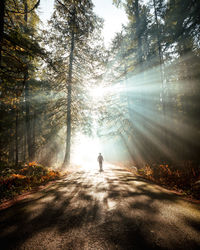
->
[23,1,32,161]
[63,30,75,165]
[134,0,146,164]
[9,129,14,163]
[15,109,19,165]
[153,0,168,153]
[24,74,32,161]
[32,110,36,159]
[124,64,131,119]
[23,93,27,162]
[153,0,165,107]
[153,0,163,70]
[0,0,5,66]
[23,129,26,162]
[135,0,143,70]
[63,10,76,166]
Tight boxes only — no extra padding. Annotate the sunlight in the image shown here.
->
[89,85,122,100]
[89,86,106,99]
[71,134,102,170]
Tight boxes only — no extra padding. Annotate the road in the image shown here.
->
[0,164,200,249]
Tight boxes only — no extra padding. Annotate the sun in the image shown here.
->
[89,86,106,98]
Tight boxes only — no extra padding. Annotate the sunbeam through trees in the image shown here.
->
[0,0,200,199]
[0,1,200,249]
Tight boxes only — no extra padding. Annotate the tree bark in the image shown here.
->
[133,0,147,161]
[32,110,36,159]
[22,89,27,162]
[23,128,26,162]
[24,73,32,161]
[63,11,76,166]
[24,1,32,162]
[0,0,5,66]
[135,0,143,69]
[9,128,14,163]
[15,109,19,165]
[153,0,165,106]
[153,0,168,151]
[153,0,163,69]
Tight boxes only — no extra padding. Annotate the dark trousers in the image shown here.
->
[99,162,103,171]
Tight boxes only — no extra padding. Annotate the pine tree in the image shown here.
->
[0,0,43,164]
[45,0,103,166]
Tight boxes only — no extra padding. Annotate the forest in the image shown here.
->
[0,0,200,200]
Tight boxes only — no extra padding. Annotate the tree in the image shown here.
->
[110,0,200,164]
[0,0,44,164]
[47,0,103,165]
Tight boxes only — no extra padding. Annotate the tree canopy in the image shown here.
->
[0,0,200,169]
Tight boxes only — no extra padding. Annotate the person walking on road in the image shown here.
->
[97,153,104,171]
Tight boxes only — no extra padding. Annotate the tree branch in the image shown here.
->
[7,0,40,15]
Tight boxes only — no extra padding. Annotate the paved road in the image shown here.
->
[0,164,200,250]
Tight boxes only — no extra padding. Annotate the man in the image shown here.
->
[97,153,104,171]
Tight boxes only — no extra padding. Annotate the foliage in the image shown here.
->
[0,0,46,164]
[0,0,200,179]
[98,0,200,165]
[0,162,60,202]
[42,0,105,164]
[136,162,200,199]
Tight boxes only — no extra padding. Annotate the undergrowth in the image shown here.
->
[0,161,61,202]
[1,160,199,202]
[125,161,200,200]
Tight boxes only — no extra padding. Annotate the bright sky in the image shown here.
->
[37,0,128,47]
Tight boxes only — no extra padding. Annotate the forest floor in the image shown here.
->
[0,163,200,249]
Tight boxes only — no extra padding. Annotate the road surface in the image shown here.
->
[0,164,200,249]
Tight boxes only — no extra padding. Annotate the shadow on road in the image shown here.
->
[0,164,200,249]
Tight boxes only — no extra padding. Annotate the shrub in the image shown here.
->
[137,161,200,198]
[0,162,61,201]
